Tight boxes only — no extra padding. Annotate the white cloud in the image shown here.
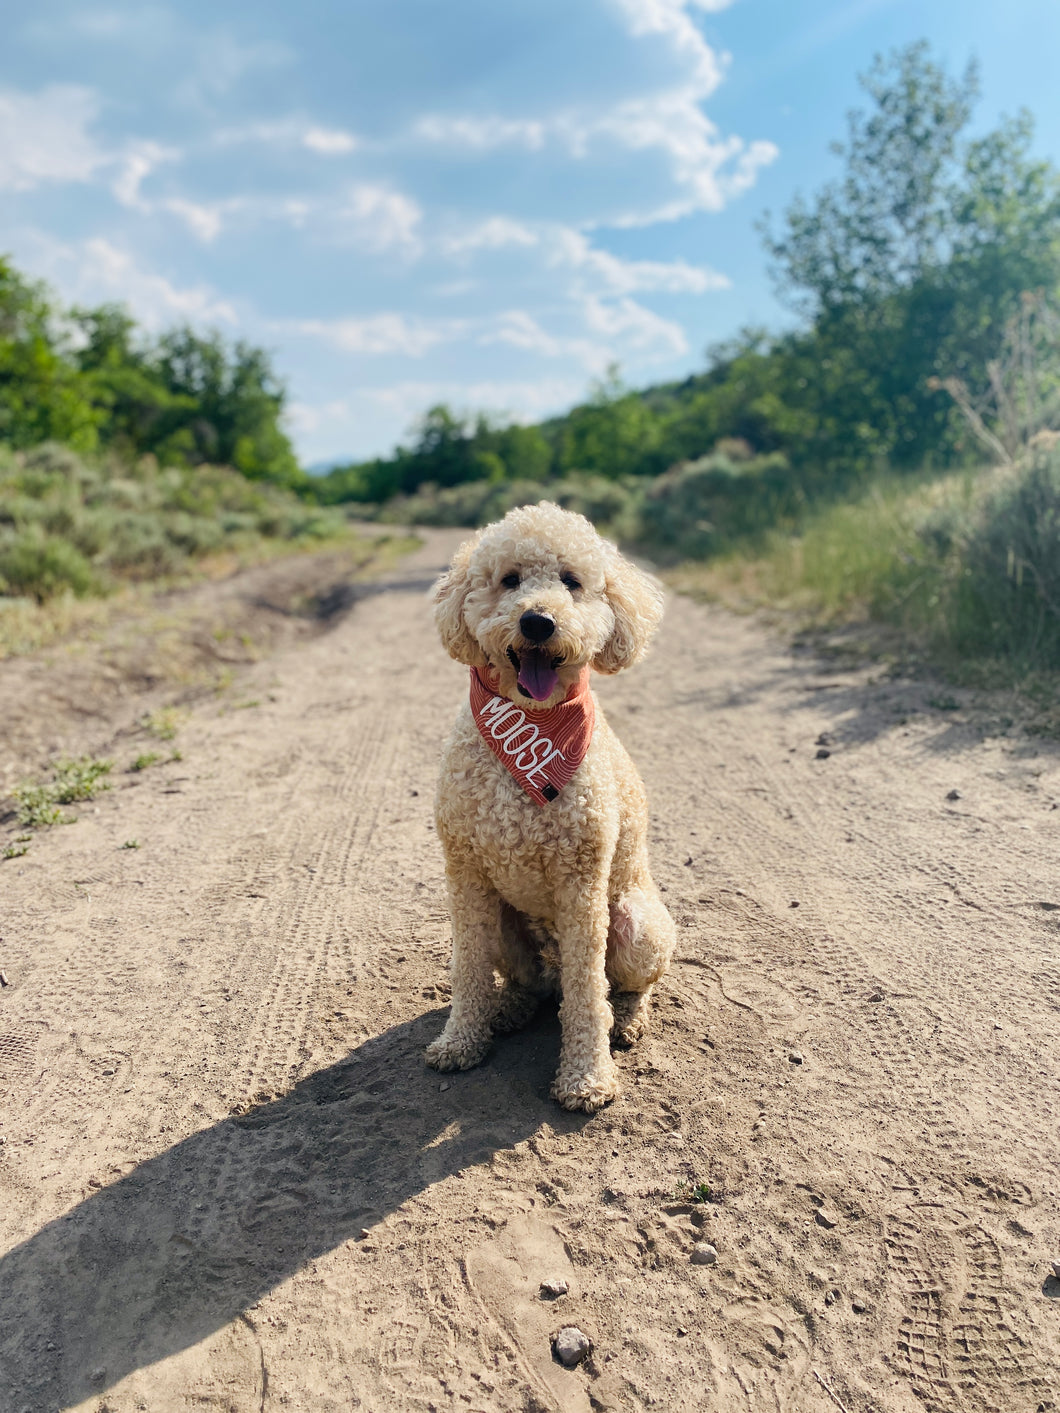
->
[0,85,107,192]
[414,96,776,227]
[443,217,540,254]
[302,126,358,155]
[213,118,359,155]
[161,197,231,243]
[110,140,179,209]
[482,310,606,368]
[582,294,688,355]
[412,0,775,228]
[10,230,238,328]
[291,313,460,357]
[609,0,728,92]
[176,32,292,107]
[414,114,546,150]
[334,184,422,253]
[547,226,728,293]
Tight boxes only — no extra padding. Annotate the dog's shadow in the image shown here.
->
[1,1007,584,1408]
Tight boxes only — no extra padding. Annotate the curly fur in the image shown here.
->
[425,501,676,1112]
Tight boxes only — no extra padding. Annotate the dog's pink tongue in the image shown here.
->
[518,649,559,702]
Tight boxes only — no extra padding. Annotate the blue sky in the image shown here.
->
[2,0,1059,465]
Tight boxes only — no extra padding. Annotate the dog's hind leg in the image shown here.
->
[606,887,676,1047]
[610,987,654,1048]
[492,904,547,1034]
[426,866,501,1072]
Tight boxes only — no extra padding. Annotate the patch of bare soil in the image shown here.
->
[1,529,1058,1412]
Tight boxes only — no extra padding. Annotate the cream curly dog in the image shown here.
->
[425,501,675,1112]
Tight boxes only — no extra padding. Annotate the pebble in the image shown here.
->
[815,747,831,759]
[851,1298,867,1314]
[439,1082,450,1092]
[690,1242,718,1266]
[824,1289,839,1307]
[540,1277,569,1299]
[946,788,962,801]
[552,1326,591,1367]
[1051,1260,1060,1280]
[815,1206,839,1229]
[868,990,884,1002]
[788,1051,804,1065]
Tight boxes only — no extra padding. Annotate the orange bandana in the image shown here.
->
[469,666,595,806]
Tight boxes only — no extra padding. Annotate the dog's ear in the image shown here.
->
[431,535,487,666]
[593,548,665,675]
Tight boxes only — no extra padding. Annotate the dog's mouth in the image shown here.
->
[506,644,564,702]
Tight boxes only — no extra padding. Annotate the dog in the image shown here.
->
[425,501,675,1112]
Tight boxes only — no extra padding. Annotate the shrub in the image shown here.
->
[638,451,798,559]
[0,530,99,601]
[953,442,1060,665]
[375,474,642,534]
[0,443,352,603]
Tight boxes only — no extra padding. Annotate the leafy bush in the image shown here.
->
[954,441,1060,664]
[0,529,99,601]
[375,473,643,534]
[0,442,351,603]
[637,451,798,559]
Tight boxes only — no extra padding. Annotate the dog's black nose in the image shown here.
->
[520,611,555,644]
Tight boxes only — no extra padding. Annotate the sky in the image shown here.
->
[2,0,1059,466]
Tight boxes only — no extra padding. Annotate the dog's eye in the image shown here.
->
[561,572,582,592]
[501,572,520,589]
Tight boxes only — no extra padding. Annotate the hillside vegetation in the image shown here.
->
[317,46,1060,523]
[2,43,1059,689]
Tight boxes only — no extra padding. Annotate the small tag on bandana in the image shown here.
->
[469,666,594,807]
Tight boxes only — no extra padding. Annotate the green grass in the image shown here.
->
[670,443,1060,712]
[0,440,357,612]
[141,707,183,741]
[14,755,112,828]
[130,752,161,772]
[672,1178,713,1204]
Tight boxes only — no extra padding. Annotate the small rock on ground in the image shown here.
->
[540,1277,569,1299]
[552,1326,592,1367]
[690,1243,718,1266]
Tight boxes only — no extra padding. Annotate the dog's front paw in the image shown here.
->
[425,1030,492,1072]
[550,1070,621,1113]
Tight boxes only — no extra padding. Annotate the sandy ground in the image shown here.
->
[1,528,1058,1413]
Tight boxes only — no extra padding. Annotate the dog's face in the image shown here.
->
[432,502,664,709]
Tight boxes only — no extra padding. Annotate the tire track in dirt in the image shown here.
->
[3,534,1059,1412]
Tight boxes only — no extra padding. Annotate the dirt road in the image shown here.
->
[1,529,1058,1412]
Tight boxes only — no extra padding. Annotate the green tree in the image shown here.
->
[72,304,193,457]
[760,43,1060,472]
[558,366,662,478]
[0,259,100,452]
[150,328,304,488]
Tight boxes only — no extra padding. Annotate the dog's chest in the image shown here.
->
[436,708,612,904]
